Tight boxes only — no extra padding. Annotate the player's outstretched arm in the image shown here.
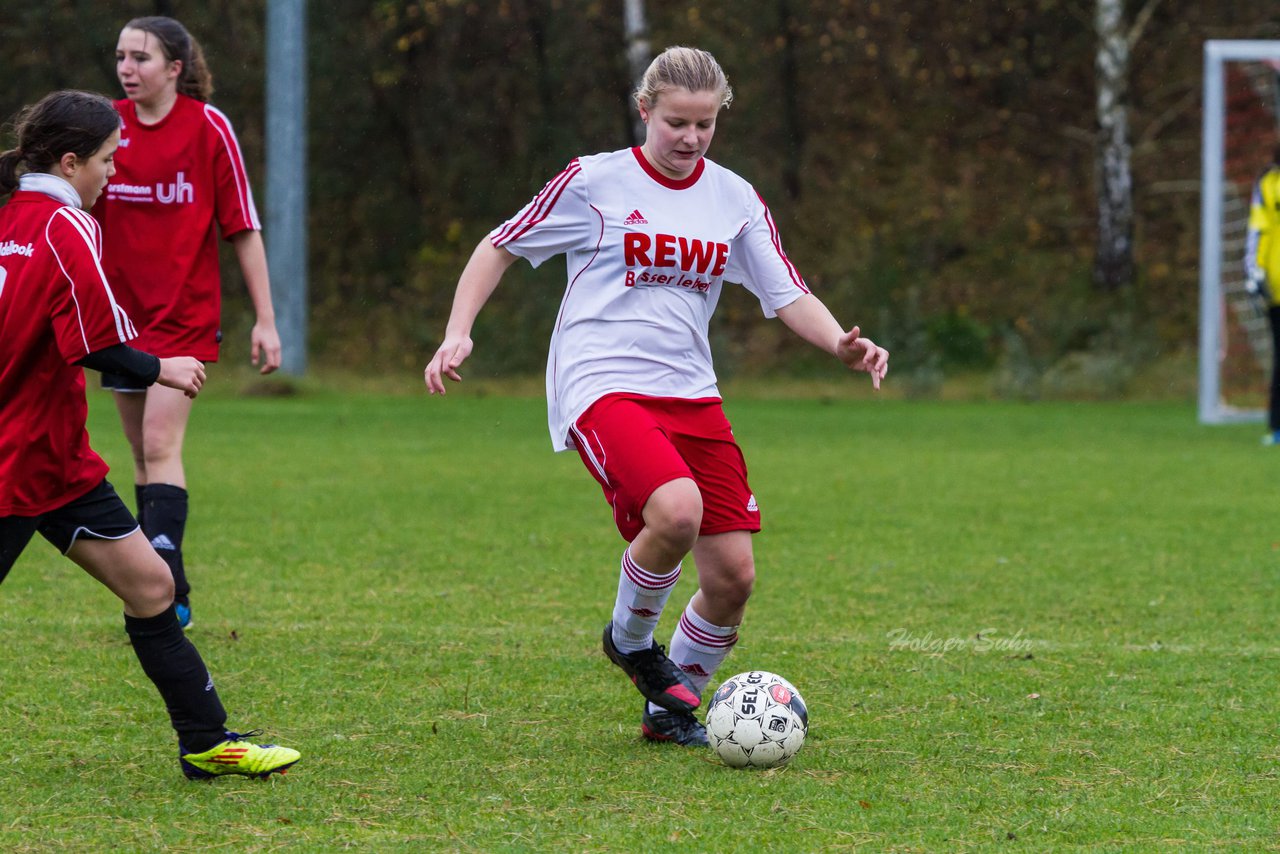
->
[425,239,519,395]
[77,345,204,398]
[775,293,889,389]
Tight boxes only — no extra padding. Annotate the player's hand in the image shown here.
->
[157,357,206,399]
[425,335,474,395]
[835,325,889,390]
[251,321,283,375]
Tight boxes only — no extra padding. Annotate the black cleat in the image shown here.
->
[602,622,701,714]
[641,704,709,747]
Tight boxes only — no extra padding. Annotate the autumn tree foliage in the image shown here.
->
[2,1,1277,387]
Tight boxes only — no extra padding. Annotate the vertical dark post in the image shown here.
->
[624,0,650,145]
[779,0,804,201]
[266,0,308,375]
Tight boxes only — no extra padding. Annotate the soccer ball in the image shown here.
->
[705,671,808,769]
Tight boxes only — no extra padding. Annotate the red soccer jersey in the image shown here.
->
[0,187,138,516]
[93,95,261,360]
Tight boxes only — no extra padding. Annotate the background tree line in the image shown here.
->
[3,1,1278,395]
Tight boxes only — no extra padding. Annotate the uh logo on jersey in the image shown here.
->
[108,170,194,205]
[623,227,728,294]
[156,171,194,204]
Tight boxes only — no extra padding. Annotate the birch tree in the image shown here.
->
[1094,0,1162,290]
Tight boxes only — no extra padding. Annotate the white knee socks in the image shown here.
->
[610,546,681,654]
[668,601,739,700]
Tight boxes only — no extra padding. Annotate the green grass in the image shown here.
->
[1,382,1276,851]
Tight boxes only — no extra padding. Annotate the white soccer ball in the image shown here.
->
[705,670,808,769]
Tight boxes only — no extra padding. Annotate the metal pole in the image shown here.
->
[1198,41,1224,423]
[265,0,308,376]
[624,0,650,146]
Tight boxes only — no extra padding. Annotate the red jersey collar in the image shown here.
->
[631,147,705,190]
[117,94,191,130]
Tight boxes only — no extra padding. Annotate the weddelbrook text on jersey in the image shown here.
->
[0,240,35,257]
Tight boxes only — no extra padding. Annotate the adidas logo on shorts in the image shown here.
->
[150,534,176,551]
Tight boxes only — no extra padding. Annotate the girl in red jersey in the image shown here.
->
[425,47,889,747]
[93,16,283,628]
[0,90,298,779]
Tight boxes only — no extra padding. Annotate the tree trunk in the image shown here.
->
[1094,0,1135,290]
[778,0,804,201]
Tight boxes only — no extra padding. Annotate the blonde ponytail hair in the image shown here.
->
[634,46,733,110]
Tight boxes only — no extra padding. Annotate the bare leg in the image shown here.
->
[112,391,148,486]
[137,384,194,488]
[67,529,173,617]
[628,477,702,572]
[689,530,756,626]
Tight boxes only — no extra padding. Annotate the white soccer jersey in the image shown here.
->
[490,147,810,451]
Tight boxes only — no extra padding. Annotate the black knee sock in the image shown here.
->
[140,484,190,605]
[124,605,227,752]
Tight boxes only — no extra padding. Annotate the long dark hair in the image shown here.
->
[0,91,120,195]
[124,16,214,102]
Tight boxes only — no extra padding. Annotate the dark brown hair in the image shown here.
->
[124,16,214,102]
[0,91,120,194]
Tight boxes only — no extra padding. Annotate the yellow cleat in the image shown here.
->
[180,731,299,780]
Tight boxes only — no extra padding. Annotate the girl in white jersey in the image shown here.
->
[425,47,888,746]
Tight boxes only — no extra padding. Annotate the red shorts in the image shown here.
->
[571,393,761,542]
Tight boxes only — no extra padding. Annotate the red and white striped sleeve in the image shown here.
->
[204,103,262,238]
[488,159,595,268]
[724,189,811,318]
[43,206,137,362]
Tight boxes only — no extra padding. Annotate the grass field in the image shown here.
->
[1,379,1276,851]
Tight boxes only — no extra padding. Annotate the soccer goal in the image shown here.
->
[1199,40,1280,424]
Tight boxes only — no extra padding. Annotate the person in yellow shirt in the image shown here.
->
[1246,145,1280,444]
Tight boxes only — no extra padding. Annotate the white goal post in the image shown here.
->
[1199,40,1280,424]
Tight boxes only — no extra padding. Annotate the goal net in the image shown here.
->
[1199,41,1280,424]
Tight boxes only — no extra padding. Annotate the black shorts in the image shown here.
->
[0,480,139,584]
[101,372,148,392]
